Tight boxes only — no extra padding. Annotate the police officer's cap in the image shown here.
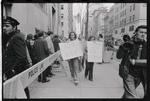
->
[3,16,20,26]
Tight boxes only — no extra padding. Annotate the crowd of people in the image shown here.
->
[2,16,147,99]
[2,17,61,98]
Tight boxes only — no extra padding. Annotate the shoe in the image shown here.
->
[38,79,41,82]
[42,79,50,83]
[47,75,52,77]
[70,76,74,81]
[98,62,102,64]
[50,73,55,76]
[89,78,93,81]
[74,80,79,84]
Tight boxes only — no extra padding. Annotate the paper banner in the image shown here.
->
[59,40,83,60]
[87,41,103,62]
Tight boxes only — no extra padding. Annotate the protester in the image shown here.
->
[47,31,56,76]
[78,34,86,68]
[26,34,37,65]
[53,35,61,66]
[34,34,38,40]
[34,31,50,83]
[97,34,104,63]
[116,25,147,99]
[53,35,61,52]
[45,31,55,77]
[3,16,30,98]
[84,36,96,81]
[67,31,81,85]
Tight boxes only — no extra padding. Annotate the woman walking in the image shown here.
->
[85,36,96,81]
[67,31,81,85]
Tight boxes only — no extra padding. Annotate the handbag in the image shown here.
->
[119,51,130,78]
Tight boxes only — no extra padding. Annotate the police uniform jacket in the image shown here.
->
[4,30,30,79]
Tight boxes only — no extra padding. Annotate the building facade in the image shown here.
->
[104,5,115,39]
[105,3,147,40]
[92,7,108,38]
[60,3,73,38]
[3,3,61,37]
[73,16,76,33]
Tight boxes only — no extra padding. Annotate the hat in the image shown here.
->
[27,34,33,40]
[3,16,20,25]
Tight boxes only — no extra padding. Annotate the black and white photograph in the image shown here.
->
[2,2,147,99]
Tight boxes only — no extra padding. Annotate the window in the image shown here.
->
[133,14,135,21]
[122,19,124,25]
[123,11,124,16]
[133,4,135,10]
[62,30,64,34]
[61,22,64,27]
[125,9,126,15]
[130,16,132,22]
[61,14,64,18]
[129,25,134,31]
[121,28,125,33]
[120,21,121,26]
[130,6,132,12]
[125,19,126,24]
[121,4,122,9]
[61,5,64,10]
[115,30,118,34]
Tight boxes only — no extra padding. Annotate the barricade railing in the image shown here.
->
[3,51,62,98]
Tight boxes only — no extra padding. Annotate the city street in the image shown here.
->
[3,3,147,99]
[28,59,144,98]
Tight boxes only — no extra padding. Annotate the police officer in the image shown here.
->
[3,16,30,99]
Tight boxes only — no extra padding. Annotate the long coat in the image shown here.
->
[3,30,30,79]
[53,37,61,52]
[34,38,50,62]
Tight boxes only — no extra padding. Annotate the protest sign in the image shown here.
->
[87,41,103,62]
[59,40,83,60]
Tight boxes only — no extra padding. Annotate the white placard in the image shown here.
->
[87,41,103,62]
[59,40,83,60]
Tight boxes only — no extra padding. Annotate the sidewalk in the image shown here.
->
[28,60,144,98]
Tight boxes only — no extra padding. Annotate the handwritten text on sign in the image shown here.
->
[59,40,83,60]
[87,41,103,62]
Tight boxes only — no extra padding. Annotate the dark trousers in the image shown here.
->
[122,74,146,98]
[54,60,60,65]
[38,69,47,81]
[85,61,94,80]
[24,87,30,99]
[46,66,51,76]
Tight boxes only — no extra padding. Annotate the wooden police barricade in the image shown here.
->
[3,51,60,99]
